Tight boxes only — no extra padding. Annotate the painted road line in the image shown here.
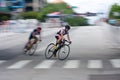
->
[63,60,80,68]
[87,60,103,68]
[110,59,120,68]
[0,60,6,64]
[7,60,32,69]
[34,60,56,69]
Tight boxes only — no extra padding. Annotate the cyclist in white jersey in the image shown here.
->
[53,25,71,57]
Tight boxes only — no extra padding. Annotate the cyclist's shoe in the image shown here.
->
[53,45,57,50]
[69,41,72,44]
[24,48,27,52]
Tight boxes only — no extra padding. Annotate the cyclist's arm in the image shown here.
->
[67,34,71,42]
[34,32,41,41]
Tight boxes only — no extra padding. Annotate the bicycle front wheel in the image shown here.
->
[58,44,70,60]
[45,43,55,59]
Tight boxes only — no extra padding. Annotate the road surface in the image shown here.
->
[0,24,120,80]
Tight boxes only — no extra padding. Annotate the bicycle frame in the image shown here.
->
[53,39,70,54]
[24,38,41,56]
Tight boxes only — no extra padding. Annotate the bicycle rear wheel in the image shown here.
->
[45,43,55,59]
[58,44,70,60]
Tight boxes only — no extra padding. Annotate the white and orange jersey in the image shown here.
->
[56,28,69,36]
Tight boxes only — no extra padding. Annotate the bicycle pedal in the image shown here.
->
[24,49,27,52]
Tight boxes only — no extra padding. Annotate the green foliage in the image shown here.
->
[109,3,120,19]
[37,12,46,22]
[21,11,39,19]
[20,2,73,21]
[20,2,89,26]
[66,16,89,26]
[37,2,73,21]
[0,16,9,21]
[42,2,73,14]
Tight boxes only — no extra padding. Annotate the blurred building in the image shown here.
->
[0,0,11,20]
[0,0,9,13]
[0,0,47,20]
[3,0,47,12]
[48,0,63,4]
[6,0,25,12]
[53,0,63,3]
[25,0,47,12]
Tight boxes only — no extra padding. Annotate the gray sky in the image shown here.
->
[47,0,120,14]
[64,0,120,13]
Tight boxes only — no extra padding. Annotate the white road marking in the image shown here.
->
[110,59,120,68]
[63,60,80,68]
[3,59,120,69]
[7,60,32,69]
[34,60,56,69]
[87,60,103,68]
[0,60,6,64]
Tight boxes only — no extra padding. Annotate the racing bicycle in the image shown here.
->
[45,39,71,60]
[24,38,41,56]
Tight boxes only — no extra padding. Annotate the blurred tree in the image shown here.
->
[20,2,73,21]
[66,16,89,26]
[20,11,39,19]
[41,2,73,14]
[109,3,120,19]
[0,16,9,21]
[36,2,73,21]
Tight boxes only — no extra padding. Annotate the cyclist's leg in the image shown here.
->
[27,36,35,50]
[53,35,62,57]
[55,36,58,46]
[29,38,36,48]
[55,35,62,46]
[24,38,31,52]
[27,41,32,50]
[31,37,37,44]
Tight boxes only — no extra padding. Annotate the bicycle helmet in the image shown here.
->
[37,27,41,30]
[65,25,71,30]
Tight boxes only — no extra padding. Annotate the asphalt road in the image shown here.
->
[0,25,120,80]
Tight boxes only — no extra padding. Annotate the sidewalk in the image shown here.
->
[0,27,59,39]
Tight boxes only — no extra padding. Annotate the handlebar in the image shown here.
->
[62,39,72,45]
